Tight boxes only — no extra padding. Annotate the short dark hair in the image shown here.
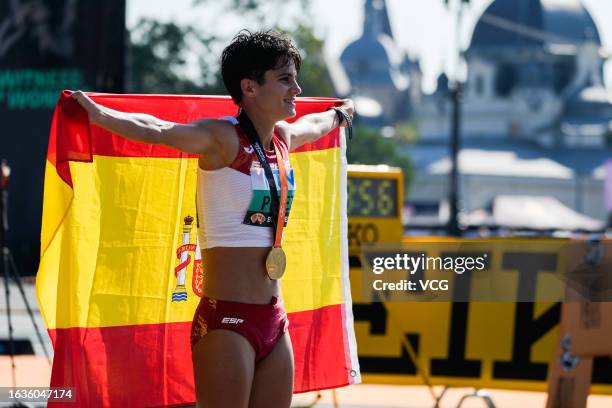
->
[221,30,302,104]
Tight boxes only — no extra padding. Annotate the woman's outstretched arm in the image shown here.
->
[278,99,354,151]
[71,91,230,156]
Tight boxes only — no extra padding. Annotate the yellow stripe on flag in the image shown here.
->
[284,147,344,313]
[39,156,199,329]
[41,148,344,328]
[37,160,74,330]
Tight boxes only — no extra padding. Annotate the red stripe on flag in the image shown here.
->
[46,304,350,406]
[290,304,352,393]
[49,92,342,186]
[47,322,195,407]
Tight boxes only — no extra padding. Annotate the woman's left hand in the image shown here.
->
[338,99,354,127]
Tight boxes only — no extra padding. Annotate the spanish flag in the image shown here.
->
[37,92,361,406]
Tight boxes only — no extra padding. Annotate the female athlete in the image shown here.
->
[72,30,353,408]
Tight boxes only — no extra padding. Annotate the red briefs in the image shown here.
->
[190,296,289,362]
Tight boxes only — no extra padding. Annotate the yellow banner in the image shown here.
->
[351,238,612,394]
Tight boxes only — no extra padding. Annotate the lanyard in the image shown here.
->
[272,141,288,248]
[237,110,288,246]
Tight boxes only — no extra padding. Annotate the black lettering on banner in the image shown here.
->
[359,334,419,375]
[348,223,380,248]
[260,195,271,211]
[348,224,360,247]
[353,302,418,374]
[354,302,387,334]
[593,357,612,384]
[493,302,560,380]
[363,224,379,243]
[493,253,559,380]
[429,252,490,377]
[504,252,558,301]
[430,303,482,378]
[349,255,362,268]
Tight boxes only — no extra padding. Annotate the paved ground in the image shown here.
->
[4,356,612,408]
[291,384,612,408]
[0,280,52,358]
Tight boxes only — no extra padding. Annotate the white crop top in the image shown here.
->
[196,117,295,249]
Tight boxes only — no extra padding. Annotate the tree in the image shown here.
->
[290,24,335,97]
[347,125,414,191]
[126,17,333,97]
[193,0,310,30]
[127,19,225,95]
[190,0,334,97]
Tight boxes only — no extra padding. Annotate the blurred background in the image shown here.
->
[127,0,612,239]
[1,0,612,406]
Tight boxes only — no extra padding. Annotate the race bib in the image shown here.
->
[243,160,295,227]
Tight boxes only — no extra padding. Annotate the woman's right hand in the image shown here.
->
[71,91,102,123]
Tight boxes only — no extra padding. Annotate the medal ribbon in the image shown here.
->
[272,141,288,248]
[237,110,288,246]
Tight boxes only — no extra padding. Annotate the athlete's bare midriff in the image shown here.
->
[201,247,281,304]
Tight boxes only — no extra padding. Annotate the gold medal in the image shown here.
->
[266,246,286,280]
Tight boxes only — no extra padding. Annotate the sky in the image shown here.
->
[127,0,612,94]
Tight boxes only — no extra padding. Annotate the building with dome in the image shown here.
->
[419,0,612,148]
[335,0,421,125]
[337,0,612,228]
[413,0,612,227]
